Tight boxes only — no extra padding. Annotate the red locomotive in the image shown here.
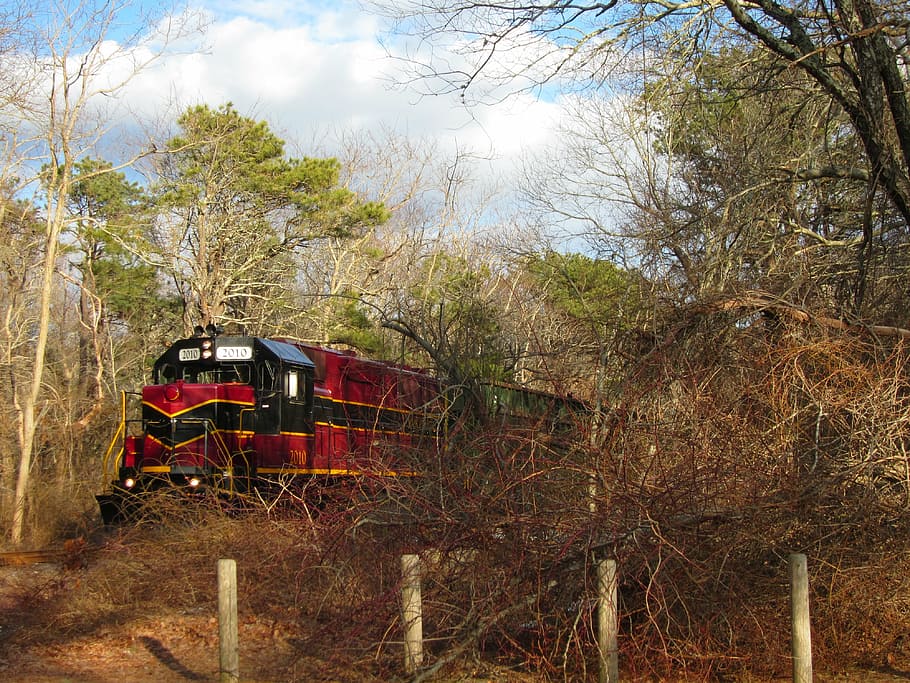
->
[97,327,443,522]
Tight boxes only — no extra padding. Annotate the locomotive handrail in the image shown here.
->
[173,416,235,468]
[100,390,143,487]
[100,390,127,486]
[100,424,123,486]
[239,406,254,436]
[176,416,242,495]
[203,419,233,466]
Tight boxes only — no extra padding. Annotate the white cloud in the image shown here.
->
[108,0,571,186]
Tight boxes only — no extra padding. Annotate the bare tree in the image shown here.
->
[0,0,197,545]
[376,0,910,226]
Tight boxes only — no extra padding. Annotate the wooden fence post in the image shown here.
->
[597,558,619,683]
[218,559,239,683]
[401,553,424,673]
[790,553,812,683]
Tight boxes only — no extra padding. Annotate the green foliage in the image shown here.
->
[406,253,511,383]
[525,250,639,327]
[647,48,760,160]
[163,103,388,240]
[69,158,145,233]
[0,195,43,277]
[91,259,177,321]
[324,294,385,355]
[157,103,389,325]
[67,157,176,327]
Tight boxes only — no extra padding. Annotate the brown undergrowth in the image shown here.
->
[4,325,910,681]
[0,483,909,681]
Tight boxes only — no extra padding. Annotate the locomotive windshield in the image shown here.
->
[157,362,252,385]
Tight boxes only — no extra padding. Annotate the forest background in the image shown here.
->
[0,0,909,679]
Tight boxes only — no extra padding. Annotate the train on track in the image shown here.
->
[96,326,581,523]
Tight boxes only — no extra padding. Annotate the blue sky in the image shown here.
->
[102,0,570,184]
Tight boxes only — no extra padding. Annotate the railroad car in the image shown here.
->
[96,328,443,522]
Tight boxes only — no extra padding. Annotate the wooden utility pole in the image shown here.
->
[790,553,812,683]
[401,553,424,673]
[598,558,619,683]
[218,559,239,683]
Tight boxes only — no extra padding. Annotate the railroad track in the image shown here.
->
[0,539,88,567]
[0,549,66,566]
[0,549,71,566]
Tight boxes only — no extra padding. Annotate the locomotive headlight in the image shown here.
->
[201,340,212,349]
[202,350,213,359]
[123,477,136,489]
[188,477,201,488]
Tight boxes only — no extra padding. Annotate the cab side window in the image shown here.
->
[285,370,299,399]
[285,367,314,416]
[258,360,278,394]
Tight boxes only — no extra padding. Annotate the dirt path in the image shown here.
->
[0,563,359,682]
[2,562,910,682]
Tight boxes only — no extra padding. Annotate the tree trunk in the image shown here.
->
[10,191,65,545]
